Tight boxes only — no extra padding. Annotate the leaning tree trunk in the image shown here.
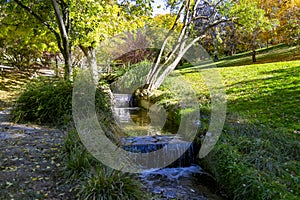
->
[145,36,202,91]
[140,0,231,93]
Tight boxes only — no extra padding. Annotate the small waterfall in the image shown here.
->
[113,93,132,108]
[112,93,141,124]
[112,94,223,199]
[122,135,196,168]
[113,94,197,168]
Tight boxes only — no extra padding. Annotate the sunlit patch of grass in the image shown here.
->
[0,71,30,109]
[181,60,300,133]
[179,59,300,199]
[219,61,300,131]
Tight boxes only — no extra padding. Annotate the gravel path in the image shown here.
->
[0,108,75,199]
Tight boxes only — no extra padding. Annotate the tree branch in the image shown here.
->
[13,0,55,34]
[13,0,63,53]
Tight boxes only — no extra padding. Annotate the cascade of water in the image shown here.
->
[113,94,197,168]
[112,94,223,199]
[113,93,132,108]
[122,136,196,168]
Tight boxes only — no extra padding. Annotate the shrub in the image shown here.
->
[61,129,99,180]
[11,77,73,125]
[11,77,115,126]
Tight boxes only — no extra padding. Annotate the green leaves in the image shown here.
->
[11,78,73,124]
[230,0,271,32]
[70,0,150,49]
[0,1,57,69]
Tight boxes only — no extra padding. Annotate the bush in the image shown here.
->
[11,77,73,125]
[10,77,115,126]
[61,129,98,179]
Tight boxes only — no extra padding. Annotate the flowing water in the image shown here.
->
[113,94,224,200]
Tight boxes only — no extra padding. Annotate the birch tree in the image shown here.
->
[143,0,232,91]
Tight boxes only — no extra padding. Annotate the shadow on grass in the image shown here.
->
[0,70,30,108]
[1,71,29,91]
[179,45,300,72]
[225,65,300,131]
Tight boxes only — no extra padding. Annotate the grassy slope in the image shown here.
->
[178,45,300,199]
[183,60,299,132]
[217,44,300,67]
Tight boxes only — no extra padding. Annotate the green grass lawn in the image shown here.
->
[183,60,299,132]
[177,52,300,199]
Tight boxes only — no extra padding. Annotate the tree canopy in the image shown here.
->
[1,0,152,79]
[0,0,299,81]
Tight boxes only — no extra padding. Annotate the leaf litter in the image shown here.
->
[0,108,75,199]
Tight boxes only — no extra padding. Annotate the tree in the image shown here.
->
[0,2,57,70]
[10,0,72,79]
[135,0,274,92]
[233,0,271,62]
[276,0,300,45]
[254,0,299,47]
[142,0,233,91]
[7,0,151,81]
[71,0,151,83]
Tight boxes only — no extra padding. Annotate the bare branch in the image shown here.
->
[208,0,223,19]
[206,18,232,31]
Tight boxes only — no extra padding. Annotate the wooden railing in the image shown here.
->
[0,65,15,78]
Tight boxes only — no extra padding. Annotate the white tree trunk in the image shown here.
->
[87,48,98,84]
[142,0,231,92]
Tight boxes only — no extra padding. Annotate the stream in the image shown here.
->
[113,94,225,200]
